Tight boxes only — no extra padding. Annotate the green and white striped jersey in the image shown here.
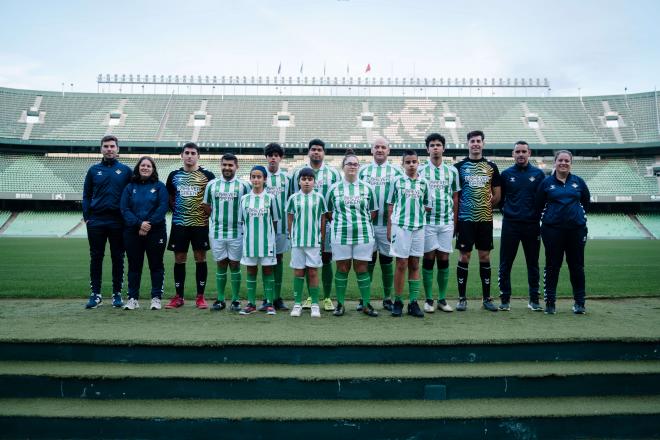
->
[387,175,430,231]
[358,161,403,226]
[290,163,341,199]
[265,169,290,235]
[326,180,377,245]
[286,191,328,248]
[240,191,279,258]
[203,177,251,239]
[418,160,461,226]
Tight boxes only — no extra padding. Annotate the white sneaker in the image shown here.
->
[438,299,454,312]
[423,300,436,313]
[311,304,321,318]
[124,298,140,310]
[290,303,303,317]
[150,297,161,310]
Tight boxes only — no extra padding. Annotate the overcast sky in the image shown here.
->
[1,0,658,97]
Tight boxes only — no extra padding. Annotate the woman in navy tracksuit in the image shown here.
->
[536,150,590,315]
[120,157,169,310]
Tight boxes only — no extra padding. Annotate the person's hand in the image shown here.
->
[138,229,147,236]
[140,221,151,232]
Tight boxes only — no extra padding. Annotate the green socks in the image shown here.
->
[357,272,371,306]
[293,276,305,304]
[367,262,376,281]
[263,272,274,304]
[437,267,449,301]
[246,273,257,305]
[335,270,348,305]
[322,262,333,299]
[381,262,394,299]
[215,266,227,301]
[230,267,241,302]
[408,279,421,302]
[273,260,283,300]
[423,268,434,301]
[309,285,320,304]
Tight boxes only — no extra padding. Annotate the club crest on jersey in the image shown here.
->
[150,188,156,193]
[529,176,536,182]
[115,169,122,174]
[549,185,556,190]
[572,183,579,188]
[97,171,103,175]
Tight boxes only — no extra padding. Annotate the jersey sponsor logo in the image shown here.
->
[428,179,448,190]
[266,186,285,196]
[178,185,200,197]
[246,207,269,216]
[343,195,365,206]
[365,176,390,186]
[215,191,237,201]
[465,175,490,188]
[401,188,422,199]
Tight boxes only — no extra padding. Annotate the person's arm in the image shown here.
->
[535,179,548,220]
[149,183,170,225]
[387,203,393,241]
[491,185,502,208]
[82,168,93,221]
[490,162,502,208]
[166,172,176,211]
[287,213,294,240]
[120,184,140,227]
[580,178,591,213]
[320,214,327,253]
[453,191,459,236]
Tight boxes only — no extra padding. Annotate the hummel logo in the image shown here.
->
[458,278,465,284]
[549,185,555,190]
[159,239,164,244]
[97,171,103,175]
[509,177,515,182]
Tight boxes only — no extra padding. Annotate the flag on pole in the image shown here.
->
[300,63,304,74]
[277,62,281,75]
[347,64,350,75]
[323,62,326,77]
[365,63,371,73]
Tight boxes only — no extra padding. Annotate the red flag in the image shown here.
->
[365,63,371,73]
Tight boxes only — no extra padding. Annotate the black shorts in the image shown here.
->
[455,221,493,252]
[167,224,210,252]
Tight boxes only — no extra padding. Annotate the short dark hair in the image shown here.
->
[342,149,358,167]
[131,156,159,183]
[425,133,445,148]
[308,138,325,150]
[467,130,485,141]
[298,167,316,181]
[264,142,284,157]
[182,142,199,153]
[514,140,529,149]
[221,153,238,164]
[402,149,418,160]
[101,135,118,147]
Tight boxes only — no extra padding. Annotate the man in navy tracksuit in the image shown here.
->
[497,141,547,311]
[82,135,132,309]
[535,150,590,314]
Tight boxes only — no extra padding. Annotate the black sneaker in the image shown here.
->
[528,301,543,312]
[356,299,364,312]
[229,301,242,312]
[258,300,269,312]
[407,301,424,318]
[273,298,289,311]
[456,297,468,311]
[498,302,510,311]
[211,300,226,311]
[545,303,556,315]
[572,303,586,314]
[391,299,403,317]
[382,298,393,311]
[333,303,345,316]
[482,298,498,312]
[363,303,378,317]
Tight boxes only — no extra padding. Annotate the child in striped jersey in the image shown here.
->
[387,150,431,318]
[286,168,327,317]
[238,166,280,315]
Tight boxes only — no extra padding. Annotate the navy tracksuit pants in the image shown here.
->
[498,220,541,302]
[540,224,587,306]
[87,224,124,295]
[124,225,167,300]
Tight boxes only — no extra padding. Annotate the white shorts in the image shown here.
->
[240,255,277,266]
[290,247,323,269]
[372,225,391,256]
[424,224,454,254]
[275,233,291,254]
[331,242,374,262]
[390,226,425,258]
[211,237,242,262]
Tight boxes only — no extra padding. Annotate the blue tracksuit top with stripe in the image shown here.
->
[500,163,546,223]
[82,158,132,225]
[120,180,169,229]
[536,172,590,228]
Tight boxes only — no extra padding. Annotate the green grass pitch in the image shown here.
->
[0,237,658,299]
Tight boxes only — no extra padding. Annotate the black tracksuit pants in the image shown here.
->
[498,220,540,302]
[540,224,587,306]
[124,225,167,300]
[87,223,124,295]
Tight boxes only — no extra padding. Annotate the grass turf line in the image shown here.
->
[0,237,659,299]
[1,396,659,419]
[0,298,659,345]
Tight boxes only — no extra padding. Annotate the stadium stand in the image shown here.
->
[584,213,646,239]
[637,213,660,239]
[2,211,82,237]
